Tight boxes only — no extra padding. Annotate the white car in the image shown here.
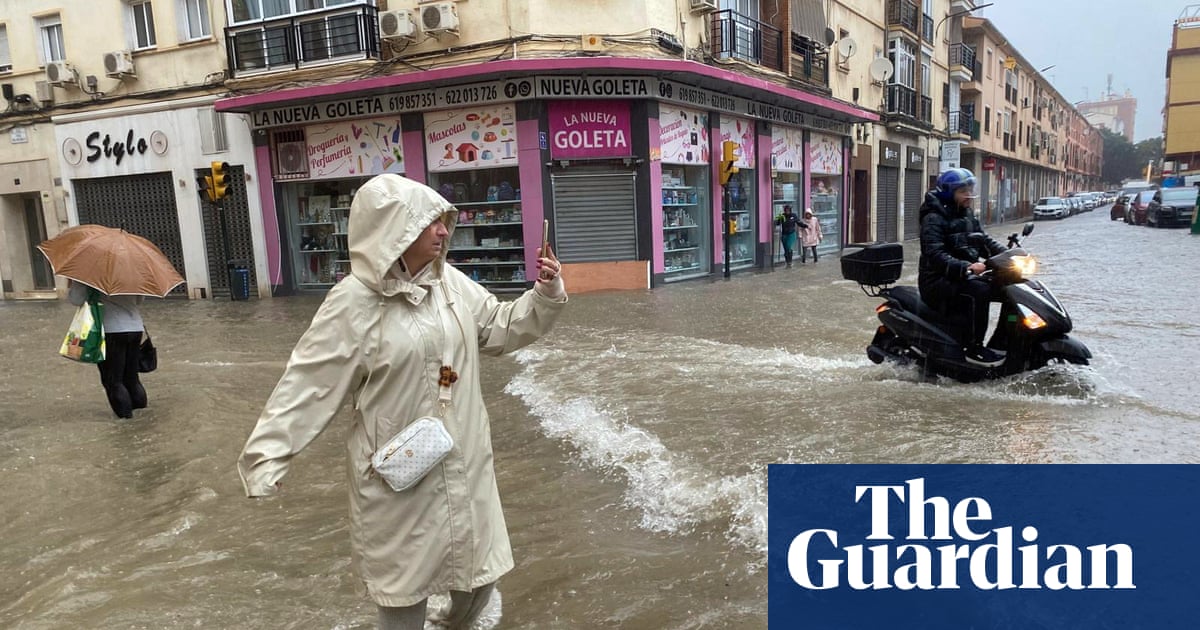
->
[1033,197,1070,220]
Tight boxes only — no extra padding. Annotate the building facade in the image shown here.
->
[1165,7,1200,181]
[0,0,1105,301]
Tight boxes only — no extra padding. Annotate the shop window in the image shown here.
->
[284,179,362,289]
[433,167,527,291]
[662,166,712,279]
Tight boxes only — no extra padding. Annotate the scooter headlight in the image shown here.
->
[1010,255,1038,279]
[1017,304,1047,330]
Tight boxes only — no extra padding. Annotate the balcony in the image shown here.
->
[949,43,976,82]
[883,84,931,130]
[947,110,975,139]
[790,34,829,89]
[225,4,380,76]
[887,0,919,36]
[710,10,784,72]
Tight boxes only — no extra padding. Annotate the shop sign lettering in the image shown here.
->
[86,129,149,165]
[548,100,631,159]
[536,77,650,98]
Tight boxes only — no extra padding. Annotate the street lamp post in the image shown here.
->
[934,2,994,41]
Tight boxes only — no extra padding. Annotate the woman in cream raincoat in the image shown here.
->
[237,174,567,629]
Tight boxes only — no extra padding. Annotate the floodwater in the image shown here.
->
[2,207,1198,629]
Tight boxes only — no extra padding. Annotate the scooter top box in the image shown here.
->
[841,242,903,285]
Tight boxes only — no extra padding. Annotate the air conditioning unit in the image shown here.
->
[275,141,308,176]
[35,80,54,104]
[45,61,75,86]
[104,50,136,78]
[689,0,718,12]
[420,2,459,35]
[379,9,417,41]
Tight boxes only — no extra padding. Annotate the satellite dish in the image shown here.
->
[837,38,858,60]
[869,57,894,83]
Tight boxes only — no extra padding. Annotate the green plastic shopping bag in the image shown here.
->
[60,291,105,363]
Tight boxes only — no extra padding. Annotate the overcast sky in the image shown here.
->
[977,0,1185,142]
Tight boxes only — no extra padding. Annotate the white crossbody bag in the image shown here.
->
[369,284,461,492]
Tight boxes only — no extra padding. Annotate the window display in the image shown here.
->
[808,132,844,255]
[726,170,756,268]
[432,166,527,290]
[285,178,364,289]
[662,166,711,279]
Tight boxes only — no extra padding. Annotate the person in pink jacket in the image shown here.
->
[799,208,822,263]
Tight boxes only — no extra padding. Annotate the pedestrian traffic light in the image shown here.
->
[719,141,740,186]
[211,161,231,201]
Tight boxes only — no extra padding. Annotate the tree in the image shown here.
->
[1100,128,1138,184]
[1133,136,1165,180]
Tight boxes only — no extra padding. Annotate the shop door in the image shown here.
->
[23,196,54,289]
[550,172,638,262]
[902,167,924,240]
[198,164,258,298]
[876,166,900,242]
[73,172,188,295]
[852,170,870,243]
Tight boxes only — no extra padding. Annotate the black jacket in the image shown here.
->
[776,213,804,235]
[917,191,1006,292]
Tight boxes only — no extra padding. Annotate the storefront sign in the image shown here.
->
[425,104,519,173]
[85,129,152,166]
[305,117,405,179]
[10,127,28,144]
[906,146,925,170]
[810,132,843,175]
[251,79,526,128]
[982,156,996,171]
[248,75,854,138]
[771,126,804,172]
[720,117,756,169]
[878,140,902,168]
[658,80,851,136]
[548,100,632,159]
[659,106,709,165]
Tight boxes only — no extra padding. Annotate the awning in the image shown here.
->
[792,0,829,46]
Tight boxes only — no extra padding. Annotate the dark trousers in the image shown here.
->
[96,331,146,418]
[922,277,999,347]
[801,245,818,263]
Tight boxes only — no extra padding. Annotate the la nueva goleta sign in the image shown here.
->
[248,75,851,136]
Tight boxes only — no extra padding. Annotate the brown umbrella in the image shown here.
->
[38,224,185,297]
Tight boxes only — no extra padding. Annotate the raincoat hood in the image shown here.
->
[349,174,457,296]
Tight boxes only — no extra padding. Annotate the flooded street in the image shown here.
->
[2,207,1198,629]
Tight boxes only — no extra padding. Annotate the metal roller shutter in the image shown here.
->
[73,172,188,295]
[550,172,637,262]
[877,166,899,243]
[903,167,924,240]
[198,164,258,298]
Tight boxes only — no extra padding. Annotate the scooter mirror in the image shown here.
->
[1022,222,1035,237]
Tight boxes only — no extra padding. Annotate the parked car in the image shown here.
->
[1110,195,1129,221]
[1127,190,1157,225]
[1146,187,1197,228]
[1034,197,1070,220]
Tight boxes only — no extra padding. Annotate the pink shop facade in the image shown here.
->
[216,58,877,294]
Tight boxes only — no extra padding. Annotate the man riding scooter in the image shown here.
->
[918,168,1008,367]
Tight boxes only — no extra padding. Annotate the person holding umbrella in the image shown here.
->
[67,280,146,418]
[39,224,185,419]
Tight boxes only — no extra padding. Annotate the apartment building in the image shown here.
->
[0,0,269,301]
[1,1,1102,300]
[1164,6,1200,182]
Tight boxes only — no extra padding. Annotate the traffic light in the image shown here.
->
[719,141,740,186]
[211,161,231,201]
[198,175,215,202]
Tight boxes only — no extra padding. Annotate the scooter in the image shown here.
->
[841,223,1091,382]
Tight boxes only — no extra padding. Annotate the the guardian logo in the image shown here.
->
[787,478,1135,591]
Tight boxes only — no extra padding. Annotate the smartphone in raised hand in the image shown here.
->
[541,219,550,256]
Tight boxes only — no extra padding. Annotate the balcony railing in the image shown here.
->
[949,43,976,74]
[225,4,380,75]
[887,0,919,33]
[886,83,918,118]
[948,110,975,136]
[710,10,784,72]
[790,35,829,88]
